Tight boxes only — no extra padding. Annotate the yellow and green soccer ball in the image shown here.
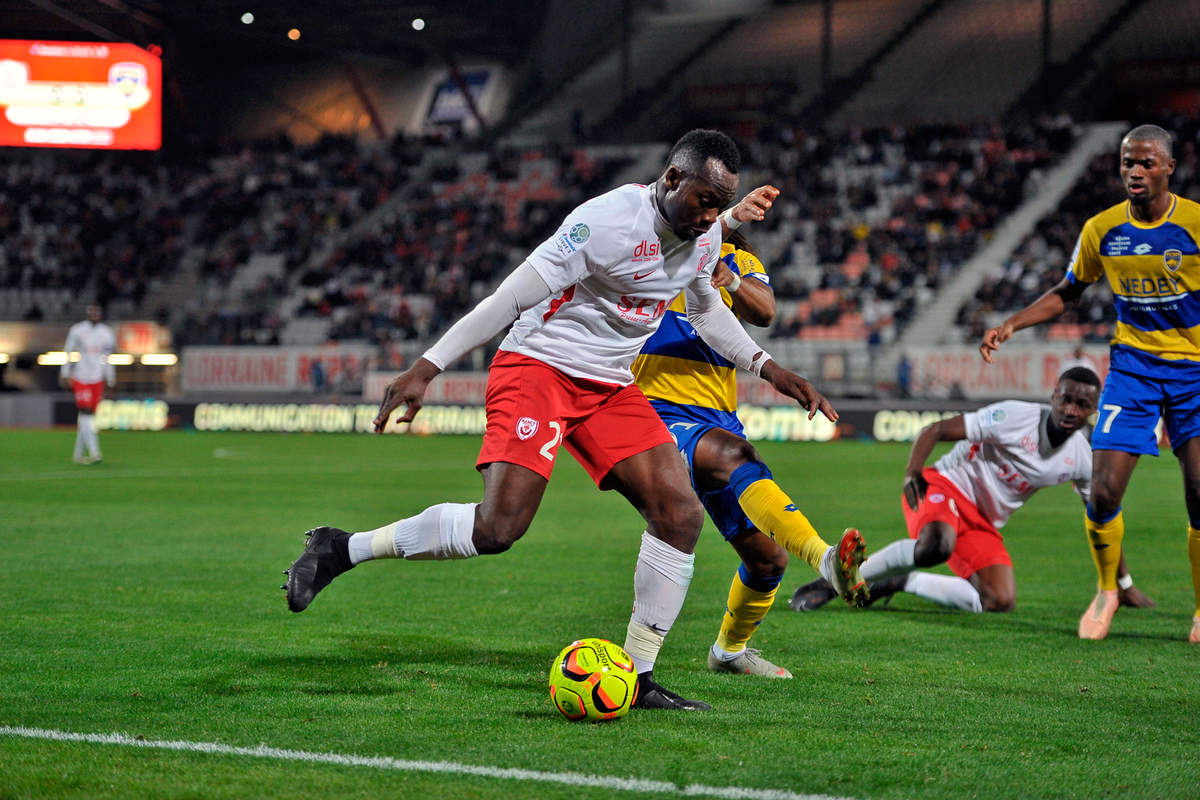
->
[548,638,638,721]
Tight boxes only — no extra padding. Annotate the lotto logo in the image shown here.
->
[516,417,539,440]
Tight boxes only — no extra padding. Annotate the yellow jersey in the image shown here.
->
[632,243,768,413]
[1067,193,1200,375]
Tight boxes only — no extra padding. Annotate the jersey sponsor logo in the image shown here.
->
[555,234,576,257]
[617,295,668,324]
[516,416,539,440]
[569,223,590,244]
[633,269,655,280]
[1133,242,1153,255]
[632,239,660,262]
[1021,433,1037,453]
[1104,234,1132,256]
[1165,248,1183,271]
[1116,275,1184,298]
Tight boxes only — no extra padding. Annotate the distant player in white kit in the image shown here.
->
[792,368,1154,613]
[283,130,862,711]
[60,304,115,465]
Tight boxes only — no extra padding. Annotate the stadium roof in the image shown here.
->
[0,0,551,65]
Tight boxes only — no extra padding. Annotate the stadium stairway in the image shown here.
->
[888,120,1127,361]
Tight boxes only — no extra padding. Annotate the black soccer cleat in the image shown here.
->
[284,526,354,613]
[789,578,837,612]
[633,674,712,711]
[862,575,907,608]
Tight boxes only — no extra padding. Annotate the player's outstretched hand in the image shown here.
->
[759,361,838,422]
[710,260,736,290]
[372,358,441,433]
[1119,584,1156,608]
[902,471,929,511]
[979,322,1013,364]
[730,184,780,226]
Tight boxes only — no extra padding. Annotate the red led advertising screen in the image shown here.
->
[0,40,161,150]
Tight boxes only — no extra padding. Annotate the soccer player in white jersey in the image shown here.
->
[283,130,860,711]
[792,368,1154,613]
[60,304,115,465]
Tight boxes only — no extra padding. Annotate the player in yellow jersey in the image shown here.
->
[981,124,1200,643]
[633,201,868,678]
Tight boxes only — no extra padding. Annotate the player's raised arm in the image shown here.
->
[720,184,779,236]
[980,276,1087,363]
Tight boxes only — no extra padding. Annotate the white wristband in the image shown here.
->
[1117,574,1134,590]
[726,273,742,293]
[720,208,743,231]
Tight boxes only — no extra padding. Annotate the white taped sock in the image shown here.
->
[82,413,100,457]
[347,503,479,565]
[861,539,917,582]
[624,532,695,674]
[904,571,982,612]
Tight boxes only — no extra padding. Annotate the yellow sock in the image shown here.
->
[1188,525,1200,617]
[1084,508,1124,591]
[715,566,780,654]
[730,462,828,571]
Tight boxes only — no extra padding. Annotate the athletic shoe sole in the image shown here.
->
[836,528,869,607]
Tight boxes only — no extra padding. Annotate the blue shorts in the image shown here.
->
[650,399,755,541]
[1093,364,1200,456]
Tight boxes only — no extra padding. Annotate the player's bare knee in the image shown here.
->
[716,438,759,469]
[914,526,954,566]
[646,496,704,550]
[981,592,1015,613]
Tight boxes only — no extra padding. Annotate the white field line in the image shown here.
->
[0,725,860,800]
[0,461,425,482]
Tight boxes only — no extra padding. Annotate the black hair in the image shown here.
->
[1123,124,1174,158]
[667,129,741,175]
[1059,366,1101,388]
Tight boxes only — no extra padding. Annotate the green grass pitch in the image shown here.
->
[1,429,1198,799]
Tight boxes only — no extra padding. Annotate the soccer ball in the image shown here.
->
[548,638,638,721]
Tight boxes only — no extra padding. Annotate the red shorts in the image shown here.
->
[71,380,105,413]
[476,351,674,485]
[901,468,1012,578]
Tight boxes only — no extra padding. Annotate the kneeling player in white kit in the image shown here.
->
[792,368,1154,613]
[60,304,115,465]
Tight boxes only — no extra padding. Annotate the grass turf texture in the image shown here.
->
[2,429,1198,800]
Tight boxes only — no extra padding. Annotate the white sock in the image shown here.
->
[347,503,479,565]
[73,414,86,458]
[903,571,982,612]
[81,413,100,457]
[861,539,917,582]
[624,532,694,675]
[710,642,742,662]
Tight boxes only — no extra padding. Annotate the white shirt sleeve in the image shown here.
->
[422,261,553,370]
[524,194,629,293]
[683,276,772,375]
[61,327,78,381]
[103,325,115,386]
[963,402,1019,443]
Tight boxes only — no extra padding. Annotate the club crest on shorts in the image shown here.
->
[928,492,945,504]
[516,416,539,440]
[1164,248,1182,271]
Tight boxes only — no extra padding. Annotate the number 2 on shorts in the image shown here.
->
[539,421,563,461]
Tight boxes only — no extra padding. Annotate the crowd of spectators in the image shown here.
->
[736,114,1078,344]
[954,115,1200,343]
[0,114,1093,365]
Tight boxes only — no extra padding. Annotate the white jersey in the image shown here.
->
[933,400,1092,529]
[500,183,723,385]
[61,320,115,384]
